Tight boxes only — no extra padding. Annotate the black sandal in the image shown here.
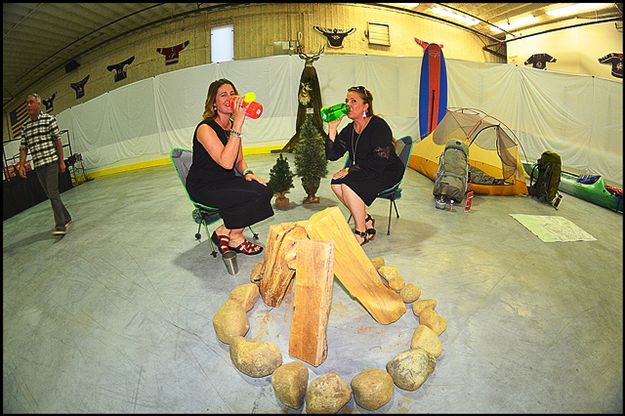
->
[365,214,377,240]
[354,229,369,246]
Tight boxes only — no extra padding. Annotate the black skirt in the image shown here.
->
[187,176,274,229]
[331,166,402,206]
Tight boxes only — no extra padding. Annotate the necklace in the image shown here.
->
[350,117,371,165]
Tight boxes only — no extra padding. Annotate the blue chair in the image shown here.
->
[345,136,414,235]
[170,148,258,257]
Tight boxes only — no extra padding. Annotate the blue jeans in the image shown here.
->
[35,162,71,227]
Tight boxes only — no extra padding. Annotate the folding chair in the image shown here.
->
[170,148,258,257]
[346,136,414,235]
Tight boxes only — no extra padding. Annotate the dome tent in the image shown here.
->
[408,107,528,196]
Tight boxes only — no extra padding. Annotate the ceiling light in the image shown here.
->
[431,5,479,26]
[491,15,537,33]
[546,3,613,18]
[384,3,419,9]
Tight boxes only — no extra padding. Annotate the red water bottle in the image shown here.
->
[228,92,263,119]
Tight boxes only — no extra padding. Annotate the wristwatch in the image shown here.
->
[242,168,254,176]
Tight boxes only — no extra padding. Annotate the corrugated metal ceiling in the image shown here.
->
[3,3,622,110]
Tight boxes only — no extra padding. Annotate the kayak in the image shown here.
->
[559,171,622,213]
[523,163,623,213]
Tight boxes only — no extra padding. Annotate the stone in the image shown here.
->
[386,348,436,391]
[400,283,421,303]
[370,256,385,270]
[419,307,447,336]
[410,324,442,358]
[378,265,405,292]
[351,368,393,410]
[212,300,249,344]
[250,261,264,283]
[412,299,437,316]
[271,361,309,409]
[305,372,352,414]
[228,283,260,312]
[229,336,283,378]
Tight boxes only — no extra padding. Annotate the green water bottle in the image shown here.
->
[320,103,348,122]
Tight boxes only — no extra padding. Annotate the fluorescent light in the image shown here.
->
[491,15,537,33]
[546,3,613,18]
[385,3,419,9]
[431,5,479,26]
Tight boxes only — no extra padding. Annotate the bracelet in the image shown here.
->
[229,130,242,138]
[242,168,254,176]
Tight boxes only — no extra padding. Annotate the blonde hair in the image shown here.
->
[202,78,238,120]
[27,93,42,105]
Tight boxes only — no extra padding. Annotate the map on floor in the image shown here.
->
[509,214,597,242]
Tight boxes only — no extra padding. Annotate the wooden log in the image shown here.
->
[304,207,405,324]
[289,240,334,366]
[259,222,309,307]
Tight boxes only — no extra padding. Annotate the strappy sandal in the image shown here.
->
[354,229,369,246]
[365,214,377,240]
[211,231,231,254]
[229,239,264,255]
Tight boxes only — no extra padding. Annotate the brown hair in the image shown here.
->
[202,78,239,120]
[347,86,374,117]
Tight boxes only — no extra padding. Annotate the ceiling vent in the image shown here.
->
[365,22,391,46]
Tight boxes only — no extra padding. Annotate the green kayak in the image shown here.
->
[523,163,623,213]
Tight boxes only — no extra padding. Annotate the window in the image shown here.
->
[211,24,234,63]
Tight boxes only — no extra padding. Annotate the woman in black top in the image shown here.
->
[186,78,273,255]
[326,86,403,245]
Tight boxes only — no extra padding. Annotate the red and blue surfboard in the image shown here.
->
[418,40,448,139]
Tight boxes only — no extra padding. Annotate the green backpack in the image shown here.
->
[529,151,562,208]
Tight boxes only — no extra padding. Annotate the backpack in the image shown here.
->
[528,150,562,208]
[433,139,469,205]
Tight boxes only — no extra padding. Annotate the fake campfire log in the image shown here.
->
[255,207,406,366]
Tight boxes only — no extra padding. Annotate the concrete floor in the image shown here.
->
[3,153,623,413]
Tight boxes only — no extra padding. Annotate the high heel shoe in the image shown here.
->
[365,214,377,240]
[354,229,370,246]
[211,231,231,254]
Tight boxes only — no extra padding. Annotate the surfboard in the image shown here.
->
[418,42,448,140]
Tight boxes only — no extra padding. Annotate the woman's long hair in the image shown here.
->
[202,78,239,120]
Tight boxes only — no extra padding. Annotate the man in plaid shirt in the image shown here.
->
[17,93,72,236]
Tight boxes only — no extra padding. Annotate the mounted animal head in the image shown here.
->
[297,45,325,67]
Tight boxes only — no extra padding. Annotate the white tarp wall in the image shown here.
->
[51,54,622,185]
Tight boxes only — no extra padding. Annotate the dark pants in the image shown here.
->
[35,162,71,227]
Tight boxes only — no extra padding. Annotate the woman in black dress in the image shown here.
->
[325,86,403,245]
[186,78,273,255]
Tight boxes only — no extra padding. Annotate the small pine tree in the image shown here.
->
[294,114,328,192]
[268,153,294,194]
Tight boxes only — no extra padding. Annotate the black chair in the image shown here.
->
[346,136,414,235]
[170,147,258,257]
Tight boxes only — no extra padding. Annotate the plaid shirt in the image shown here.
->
[19,112,61,169]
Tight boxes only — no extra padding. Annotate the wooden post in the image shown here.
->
[289,240,334,366]
[259,222,309,307]
[304,207,406,324]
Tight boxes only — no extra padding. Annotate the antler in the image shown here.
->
[298,45,325,62]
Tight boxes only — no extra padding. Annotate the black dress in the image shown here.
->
[186,118,274,229]
[327,116,403,206]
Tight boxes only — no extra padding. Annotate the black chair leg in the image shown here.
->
[203,221,218,257]
[195,222,202,240]
[387,200,393,235]
[392,200,400,218]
